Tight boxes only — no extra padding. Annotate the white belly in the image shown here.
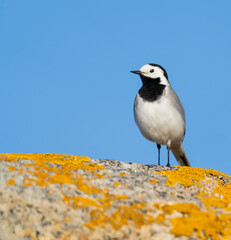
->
[134,93,185,146]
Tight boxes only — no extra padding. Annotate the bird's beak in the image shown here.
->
[130,70,141,75]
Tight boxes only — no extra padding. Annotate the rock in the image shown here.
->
[0,153,231,240]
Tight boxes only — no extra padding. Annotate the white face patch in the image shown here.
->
[139,64,170,86]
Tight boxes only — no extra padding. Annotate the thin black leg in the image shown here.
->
[166,147,170,167]
[156,144,161,165]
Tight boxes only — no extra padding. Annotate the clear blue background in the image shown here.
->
[1,1,231,175]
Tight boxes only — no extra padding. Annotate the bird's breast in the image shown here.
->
[134,92,185,145]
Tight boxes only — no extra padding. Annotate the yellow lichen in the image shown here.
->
[0,153,107,209]
[8,166,16,172]
[93,172,106,179]
[62,195,101,209]
[113,182,120,188]
[2,153,231,239]
[0,153,129,230]
[157,167,231,211]
[157,167,231,239]
[149,179,158,184]
[157,167,229,187]
[157,166,203,187]
[84,202,154,230]
[118,172,128,177]
[7,179,15,185]
[170,203,231,240]
[151,202,231,239]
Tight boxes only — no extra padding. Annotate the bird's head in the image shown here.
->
[131,63,170,86]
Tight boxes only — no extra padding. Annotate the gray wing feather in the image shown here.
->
[167,87,186,140]
[167,87,185,122]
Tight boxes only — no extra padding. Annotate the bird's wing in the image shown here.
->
[167,87,185,122]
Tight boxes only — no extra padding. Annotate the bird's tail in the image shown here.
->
[170,144,191,166]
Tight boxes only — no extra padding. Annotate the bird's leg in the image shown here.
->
[166,147,170,167]
[166,140,171,167]
[156,144,161,165]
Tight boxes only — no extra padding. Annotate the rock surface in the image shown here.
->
[0,153,231,240]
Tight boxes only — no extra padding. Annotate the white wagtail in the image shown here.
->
[131,63,190,167]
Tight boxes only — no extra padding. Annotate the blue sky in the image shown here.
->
[1,1,231,175]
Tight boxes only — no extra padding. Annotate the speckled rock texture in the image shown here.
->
[0,153,231,240]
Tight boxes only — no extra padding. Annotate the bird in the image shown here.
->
[131,63,190,167]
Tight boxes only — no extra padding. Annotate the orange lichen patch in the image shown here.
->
[98,193,128,209]
[24,172,50,187]
[113,182,120,188]
[0,153,94,170]
[22,177,37,187]
[171,192,176,197]
[7,179,15,185]
[157,167,231,211]
[0,153,101,187]
[151,202,231,239]
[18,169,23,175]
[3,153,231,239]
[157,167,231,239]
[84,202,155,231]
[61,188,129,228]
[197,183,231,212]
[93,172,106,179]
[47,171,74,185]
[8,166,16,172]
[169,203,231,240]
[118,172,128,177]
[0,153,132,228]
[22,181,33,187]
[1,153,106,200]
[158,167,229,187]
[62,195,101,209]
[157,167,203,187]
[149,179,158,184]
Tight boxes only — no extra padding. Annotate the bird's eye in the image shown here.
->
[150,69,154,73]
